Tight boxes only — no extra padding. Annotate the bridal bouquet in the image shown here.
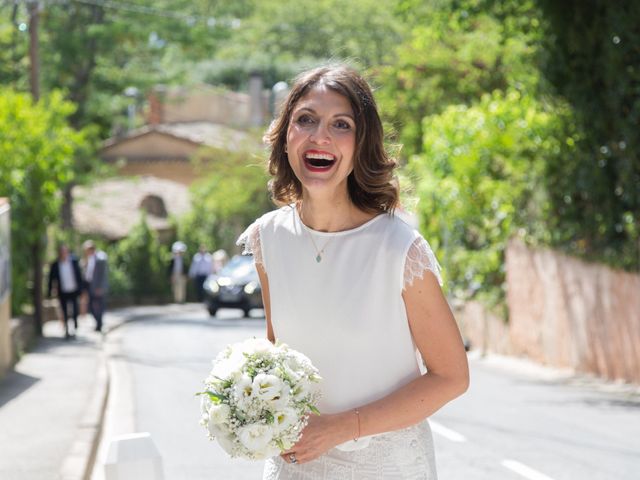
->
[198,338,321,460]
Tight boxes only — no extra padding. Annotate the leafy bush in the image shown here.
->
[409,89,576,308]
[178,144,272,255]
[536,0,640,270]
[109,216,170,303]
[0,89,87,315]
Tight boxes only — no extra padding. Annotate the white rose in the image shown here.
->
[237,423,274,452]
[242,338,275,356]
[211,351,246,380]
[252,373,284,402]
[208,403,231,427]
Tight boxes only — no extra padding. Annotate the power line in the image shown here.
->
[69,0,241,27]
[6,0,241,27]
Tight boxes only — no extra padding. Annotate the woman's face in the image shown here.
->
[286,85,356,197]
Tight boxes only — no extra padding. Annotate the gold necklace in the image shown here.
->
[304,227,332,263]
[298,205,333,263]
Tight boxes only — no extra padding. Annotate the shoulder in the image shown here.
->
[376,212,421,250]
[237,206,293,244]
[96,251,108,262]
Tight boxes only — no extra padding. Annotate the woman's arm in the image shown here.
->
[284,271,469,463]
[256,263,275,343]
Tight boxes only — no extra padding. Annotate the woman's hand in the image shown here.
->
[281,412,355,465]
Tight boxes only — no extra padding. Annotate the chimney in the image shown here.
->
[249,72,264,127]
[147,86,165,126]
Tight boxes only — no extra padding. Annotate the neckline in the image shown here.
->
[291,204,386,237]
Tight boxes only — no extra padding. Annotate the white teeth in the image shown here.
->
[305,153,335,160]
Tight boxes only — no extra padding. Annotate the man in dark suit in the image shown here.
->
[82,240,109,332]
[48,244,83,339]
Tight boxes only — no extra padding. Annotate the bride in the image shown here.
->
[238,64,469,479]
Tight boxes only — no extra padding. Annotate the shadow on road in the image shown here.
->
[0,370,39,408]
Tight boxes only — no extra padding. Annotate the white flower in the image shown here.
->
[273,407,298,433]
[252,373,283,402]
[208,403,231,427]
[291,381,311,402]
[233,374,254,403]
[237,423,274,452]
[241,337,275,356]
[215,431,237,456]
[198,337,321,460]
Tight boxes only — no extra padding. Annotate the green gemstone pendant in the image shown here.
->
[316,255,322,263]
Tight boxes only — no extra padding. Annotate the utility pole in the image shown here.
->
[28,1,40,101]
[28,0,43,336]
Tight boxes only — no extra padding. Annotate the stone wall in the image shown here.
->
[0,198,11,378]
[457,239,640,384]
[506,239,640,383]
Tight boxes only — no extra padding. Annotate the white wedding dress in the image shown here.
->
[238,205,442,480]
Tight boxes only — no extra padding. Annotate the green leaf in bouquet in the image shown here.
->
[264,410,275,424]
[195,390,226,404]
[308,405,321,415]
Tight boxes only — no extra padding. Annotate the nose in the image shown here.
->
[309,121,331,145]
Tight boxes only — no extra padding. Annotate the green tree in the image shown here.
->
[210,0,403,88]
[179,144,272,254]
[536,0,640,269]
[410,89,576,308]
[376,0,543,157]
[111,215,169,303]
[0,88,87,330]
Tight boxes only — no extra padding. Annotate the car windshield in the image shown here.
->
[220,255,255,279]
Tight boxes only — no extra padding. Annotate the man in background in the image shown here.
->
[189,244,213,302]
[47,244,83,339]
[168,241,188,303]
[82,240,109,332]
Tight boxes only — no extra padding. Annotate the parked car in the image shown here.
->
[203,255,263,317]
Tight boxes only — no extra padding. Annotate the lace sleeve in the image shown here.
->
[236,222,263,266]
[403,236,443,289]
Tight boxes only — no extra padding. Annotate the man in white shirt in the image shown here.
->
[189,244,213,302]
[82,240,109,332]
[48,244,83,338]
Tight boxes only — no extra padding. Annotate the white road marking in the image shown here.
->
[429,420,467,442]
[501,459,556,480]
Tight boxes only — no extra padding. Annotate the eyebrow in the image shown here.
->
[294,107,355,120]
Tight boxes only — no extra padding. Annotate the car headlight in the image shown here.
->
[205,279,219,293]
[244,281,258,294]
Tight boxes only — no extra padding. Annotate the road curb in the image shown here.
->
[60,350,110,480]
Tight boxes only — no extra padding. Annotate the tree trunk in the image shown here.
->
[32,241,43,336]
[61,183,74,230]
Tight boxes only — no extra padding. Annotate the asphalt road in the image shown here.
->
[92,306,640,480]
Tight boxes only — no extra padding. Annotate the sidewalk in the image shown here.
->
[0,310,128,480]
[0,304,206,480]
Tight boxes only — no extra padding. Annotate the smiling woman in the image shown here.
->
[237,64,469,480]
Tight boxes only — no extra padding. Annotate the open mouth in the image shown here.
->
[303,151,337,171]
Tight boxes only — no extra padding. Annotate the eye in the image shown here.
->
[334,119,352,130]
[295,114,315,125]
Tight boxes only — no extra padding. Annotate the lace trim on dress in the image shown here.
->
[262,420,437,480]
[403,236,443,289]
[236,222,263,266]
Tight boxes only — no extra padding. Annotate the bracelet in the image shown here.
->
[353,409,361,442]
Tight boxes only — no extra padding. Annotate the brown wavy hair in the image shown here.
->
[264,65,399,213]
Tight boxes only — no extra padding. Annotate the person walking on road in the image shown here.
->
[82,240,109,332]
[189,244,213,302]
[47,244,83,339]
[168,241,188,303]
